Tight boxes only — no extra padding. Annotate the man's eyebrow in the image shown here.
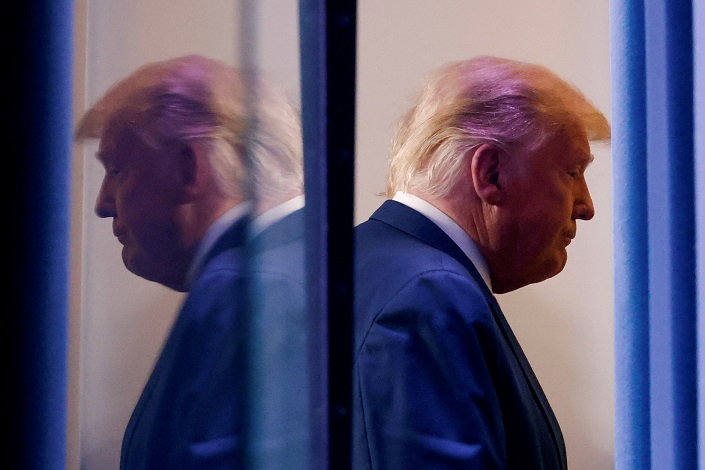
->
[579,154,595,169]
[95,150,109,163]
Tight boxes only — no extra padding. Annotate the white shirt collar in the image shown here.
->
[250,195,305,238]
[184,195,305,289]
[392,191,492,290]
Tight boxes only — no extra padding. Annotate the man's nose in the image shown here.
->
[573,180,595,221]
[94,181,115,218]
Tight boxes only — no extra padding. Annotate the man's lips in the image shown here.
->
[563,231,576,245]
[114,229,127,244]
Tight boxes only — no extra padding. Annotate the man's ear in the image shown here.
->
[471,143,503,205]
[177,142,206,203]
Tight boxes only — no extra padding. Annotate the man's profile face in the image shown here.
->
[496,128,595,289]
[94,123,187,286]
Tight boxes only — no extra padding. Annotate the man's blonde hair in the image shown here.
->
[386,56,611,198]
[75,54,303,206]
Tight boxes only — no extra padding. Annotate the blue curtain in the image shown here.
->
[611,0,702,468]
[8,2,73,469]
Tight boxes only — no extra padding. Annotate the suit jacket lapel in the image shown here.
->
[369,200,567,467]
[370,200,491,299]
[200,215,250,270]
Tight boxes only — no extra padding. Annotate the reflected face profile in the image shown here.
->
[498,128,595,287]
[94,123,188,286]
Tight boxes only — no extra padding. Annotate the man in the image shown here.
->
[352,56,611,469]
[75,55,309,469]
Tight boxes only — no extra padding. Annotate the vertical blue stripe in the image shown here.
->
[664,1,696,467]
[695,0,705,467]
[299,1,331,468]
[610,0,651,468]
[10,1,73,468]
[645,0,697,467]
[644,0,675,467]
[613,0,698,468]
[34,1,73,468]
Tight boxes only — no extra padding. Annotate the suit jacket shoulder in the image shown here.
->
[121,210,311,470]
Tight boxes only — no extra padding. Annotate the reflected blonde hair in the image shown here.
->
[75,54,303,206]
[386,55,611,198]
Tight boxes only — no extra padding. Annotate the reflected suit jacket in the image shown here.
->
[352,200,568,470]
[120,217,249,470]
[121,209,309,470]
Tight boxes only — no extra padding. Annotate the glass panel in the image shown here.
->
[240,4,316,468]
[73,1,317,468]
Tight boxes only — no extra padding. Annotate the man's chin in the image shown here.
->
[533,254,568,285]
[122,252,150,281]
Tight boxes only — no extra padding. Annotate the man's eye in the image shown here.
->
[108,167,121,177]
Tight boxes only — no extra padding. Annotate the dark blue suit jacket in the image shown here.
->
[120,209,309,470]
[352,201,567,469]
[247,208,310,468]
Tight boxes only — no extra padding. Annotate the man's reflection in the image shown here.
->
[75,54,308,469]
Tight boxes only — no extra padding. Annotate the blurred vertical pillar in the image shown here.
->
[611,0,698,468]
[610,0,650,466]
[695,0,705,467]
[5,1,73,469]
[299,0,357,468]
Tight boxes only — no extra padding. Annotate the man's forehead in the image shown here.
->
[573,139,594,166]
[95,133,119,163]
[559,125,593,163]
[95,123,140,161]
